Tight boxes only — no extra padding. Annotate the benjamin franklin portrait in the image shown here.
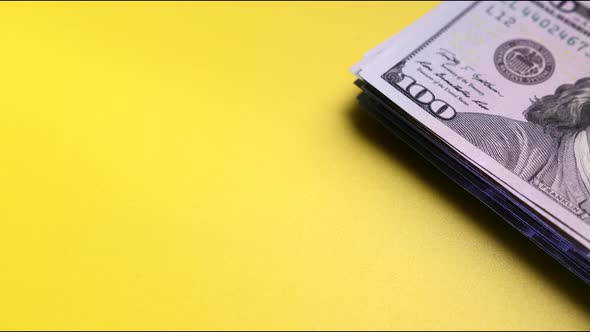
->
[444,78,590,218]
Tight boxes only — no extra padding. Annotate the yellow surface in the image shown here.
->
[1,1,590,330]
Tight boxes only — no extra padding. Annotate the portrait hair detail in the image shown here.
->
[523,78,590,137]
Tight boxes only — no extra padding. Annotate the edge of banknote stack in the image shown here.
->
[351,1,590,284]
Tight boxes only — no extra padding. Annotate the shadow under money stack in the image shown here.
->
[352,1,590,284]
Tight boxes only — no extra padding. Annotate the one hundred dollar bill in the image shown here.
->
[356,1,590,250]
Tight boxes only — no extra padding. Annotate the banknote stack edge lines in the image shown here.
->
[351,1,590,284]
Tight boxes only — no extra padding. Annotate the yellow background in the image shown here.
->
[1,1,589,330]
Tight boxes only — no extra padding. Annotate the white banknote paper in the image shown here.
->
[356,1,590,249]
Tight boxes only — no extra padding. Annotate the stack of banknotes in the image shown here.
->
[352,0,590,284]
